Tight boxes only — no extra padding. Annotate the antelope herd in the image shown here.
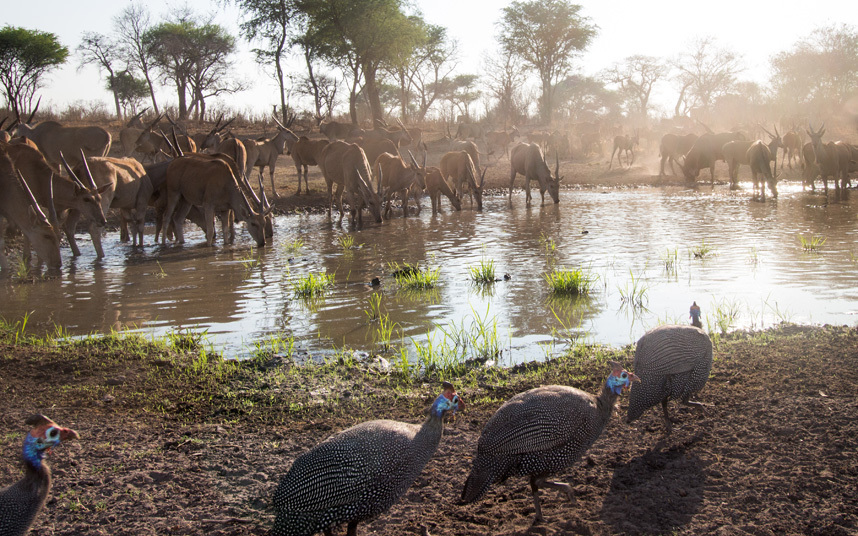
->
[1,108,857,276]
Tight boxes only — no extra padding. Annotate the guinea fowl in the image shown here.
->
[460,361,638,523]
[626,324,713,434]
[272,382,462,536]
[0,415,79,536]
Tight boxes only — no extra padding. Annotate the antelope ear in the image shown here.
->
[28,206,42,226]
[97,184,112,194]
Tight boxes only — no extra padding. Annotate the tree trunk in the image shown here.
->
[275,42,287,124]
[363,64,383,125]
[540,77,553,124]
[303,48,323,122]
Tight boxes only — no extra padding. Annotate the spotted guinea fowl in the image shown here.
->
[272,382,462,536]
[626,324,713,434]
[460,361,638,523]
[0,415,79,536]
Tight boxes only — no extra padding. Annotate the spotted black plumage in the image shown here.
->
[0,415,78,536]
[460,362,637,523]
[271,384,461,536]
[626,324,713,433]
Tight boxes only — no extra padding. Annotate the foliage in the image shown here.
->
[602,55,667,121]
[670,36,743,118]
[144,13,241,120]
[497,0,597,123]
[108,71,150,116]
[0,26,69,118]
[770,24,858,115]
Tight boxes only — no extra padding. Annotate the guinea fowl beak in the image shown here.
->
[59,428,79,441]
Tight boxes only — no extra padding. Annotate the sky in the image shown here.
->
[2,0,856,119]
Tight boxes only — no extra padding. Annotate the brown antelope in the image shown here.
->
[526,131,548,152]
[659,133,698,177]
[455,122,485,141]
[781,128,803,169]
[363,120,413,148]
[486,127,519,158]
[318,141,384,226]
[72,156,154,251]
[804,124,841,194]
[14,121,111,171]
[162,153,269,247]
[356,137,398,169]
[251,116,299,198]
[424,166,461,214]
[290,137,330,194]
[319,120,356,141]
[6,144,109,258]
[192,114,235,153]
[548,130,571,158]
[747,141,778,199]
[609,129,639,170]
[722,126,781,187]
[374,150,426,218]
[118,108,152,156]
[447,139,482,175]
[681,131,745,184]
[440,150,484,210]
[508,143,562,205]
[0,145,61,275]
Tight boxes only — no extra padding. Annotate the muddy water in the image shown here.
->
[2,183,858,363]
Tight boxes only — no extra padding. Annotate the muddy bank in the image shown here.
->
[1,324,856,535]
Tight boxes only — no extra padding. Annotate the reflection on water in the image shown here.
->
[2,182,857,363]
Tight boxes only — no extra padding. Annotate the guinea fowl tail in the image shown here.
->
[460,457,504,504]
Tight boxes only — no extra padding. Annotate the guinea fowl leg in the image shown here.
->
[346,520,359,536]
[530,475,576,522]
[661,397,673,435]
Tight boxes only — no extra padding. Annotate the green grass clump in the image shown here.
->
[283,238,304,254]
[337,234,361,250]
[293,271,335,297]
[390,262,439,290]
[544,267,595,295]
[469,258,496,284]
[691,239,714,258]
[618,268,648,308]
[798,234,826,251]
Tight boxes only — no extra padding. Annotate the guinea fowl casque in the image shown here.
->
[0,415,78,536]
[271,382,462,536]
[626,324,713,434]
[460,361,638,523]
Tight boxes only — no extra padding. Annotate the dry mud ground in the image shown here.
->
[1,324,857,536]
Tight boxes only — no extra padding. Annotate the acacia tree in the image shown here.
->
[770,24,858,115]
[671,36,743,119]
[297,0,423,124]
[232,0,297,124]
[109,71,149,116]
[602,55,666,122]
[0,26,68,118]
[78,32,124,119]
[114,3,159,114]
[145,15,240,121]
[497,0,596,124]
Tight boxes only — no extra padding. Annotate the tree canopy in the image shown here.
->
[497,0,596,124]
[0,25,68,118]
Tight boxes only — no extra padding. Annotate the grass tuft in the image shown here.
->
[798,234,826,251]
[544,267,595,295]
[469,258,496,284]
[293,271,335,297]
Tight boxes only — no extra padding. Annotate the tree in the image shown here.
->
[603,55,666,122]
[114,3,160,114]
[108,70,150,116]
[0,26,68,118]
[482,48,526,127]
[770,24,858,116]
[671,36,743,120]
[145,14,240,121]
[555,74,618,121]
[291,71,337,120]
[78,32,124,119]
[232,0,298,124]
[297,0,424,124]
[497,0,596,124]
[441,74,481,119]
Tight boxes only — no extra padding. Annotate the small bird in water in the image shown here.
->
[689,301,702,328]
[0,415,79,536]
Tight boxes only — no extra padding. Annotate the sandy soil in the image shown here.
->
[1,324,856,536]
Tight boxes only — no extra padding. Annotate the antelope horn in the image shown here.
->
[244,170,261,208]
[759,123,774,138]
[258,174,271,213]
[171,127,184,157]
[166,114,178,127]
[79,149,98,190]
[158,129,176,157]
[148,113,163,129]
[27,96,41,124]
[555,151,560,179]
[407,149,420,168]
[209,113,224,136]
[47,173,59,226]
[59,150,87,190]
[0,117,6,130]
[17,169,49,223]
[272,115,286,130]
[217,116,235,133]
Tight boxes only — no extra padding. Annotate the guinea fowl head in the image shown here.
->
[22,415,79,469]
[605,361,640,396]
[431,382,464,418]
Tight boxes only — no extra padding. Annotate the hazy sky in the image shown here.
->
[2,1,854,118]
